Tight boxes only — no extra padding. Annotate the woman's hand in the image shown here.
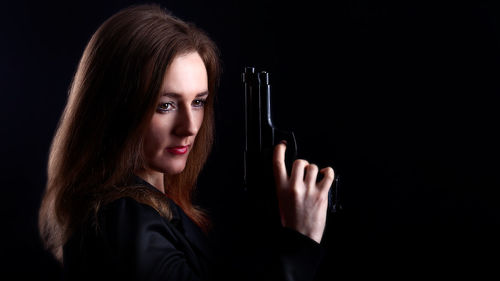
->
[273,141,334,243]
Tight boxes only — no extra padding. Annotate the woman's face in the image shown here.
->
[142,52,208,175]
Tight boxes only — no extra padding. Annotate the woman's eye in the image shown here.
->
[193,99,206,108]
[157,102,174,112]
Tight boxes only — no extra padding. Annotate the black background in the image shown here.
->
[1,0,499,279]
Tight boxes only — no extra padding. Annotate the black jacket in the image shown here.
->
[63,177,325,281]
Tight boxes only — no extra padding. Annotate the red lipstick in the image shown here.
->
[166,145,189,155]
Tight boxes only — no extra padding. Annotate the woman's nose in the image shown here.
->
[174,107,199,137]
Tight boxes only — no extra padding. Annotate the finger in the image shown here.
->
[273,141,288,186]
[318,167,335,191]
[290,159,309,183]
[304,164,319,186]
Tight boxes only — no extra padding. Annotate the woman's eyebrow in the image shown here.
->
[161,91,209,98]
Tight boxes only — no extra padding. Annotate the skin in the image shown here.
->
[136,52,208,193]
[273,143,334,243]
[137,51,334,243]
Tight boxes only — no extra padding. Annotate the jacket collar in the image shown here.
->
[132,175,214,261]
[132,175,181,222]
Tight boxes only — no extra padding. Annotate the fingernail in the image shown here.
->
[280,140,287,145]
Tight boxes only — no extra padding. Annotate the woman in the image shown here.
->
[38,4,334,281]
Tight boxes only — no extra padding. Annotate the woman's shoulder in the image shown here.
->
[97,196,177,231]
[80,196,184,253]
[64,197,197,280]
[101,196,161,219]
[97,176,179,228]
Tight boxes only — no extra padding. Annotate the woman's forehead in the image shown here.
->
[161,52,208,98]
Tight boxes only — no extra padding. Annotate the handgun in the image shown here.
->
[242,66,341,215]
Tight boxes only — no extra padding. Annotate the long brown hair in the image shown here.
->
[38,4,220,262]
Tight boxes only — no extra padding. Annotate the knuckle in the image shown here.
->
[273,159,284,169]
[289,183,304,197]
[317,193,328,204]
[306,164,318,172]
[324,167,334,179]
[293,159,309,168]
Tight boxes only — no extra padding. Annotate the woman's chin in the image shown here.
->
[149,157,188,175]
[163,162,187,175]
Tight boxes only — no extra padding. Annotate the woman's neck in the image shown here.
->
[135,169,165,193]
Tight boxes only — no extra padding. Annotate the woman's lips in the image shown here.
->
[166,145,189,155]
